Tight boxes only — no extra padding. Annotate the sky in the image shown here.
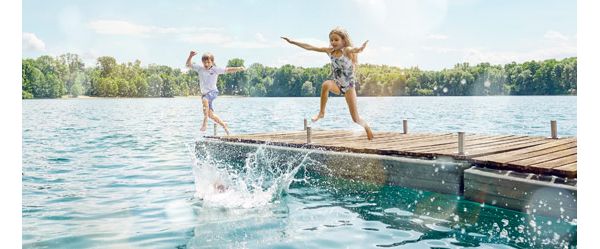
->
[22,0,576,71]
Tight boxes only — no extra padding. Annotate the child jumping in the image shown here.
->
[281,27,374,140]
[186,51,245,135]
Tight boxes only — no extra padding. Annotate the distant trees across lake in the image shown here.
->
[22,53,576,99]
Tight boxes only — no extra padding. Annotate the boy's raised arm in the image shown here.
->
[186,51,197,68]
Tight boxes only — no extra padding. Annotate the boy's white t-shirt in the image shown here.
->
[191,63,227,94]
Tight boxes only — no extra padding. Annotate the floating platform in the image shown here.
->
[197,129,577,218]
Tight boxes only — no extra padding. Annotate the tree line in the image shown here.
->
[22,53,576,99]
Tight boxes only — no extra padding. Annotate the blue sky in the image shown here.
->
[22,0,576,70]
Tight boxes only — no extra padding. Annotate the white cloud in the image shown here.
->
[255,33,267,43]
[419,43,576,66]
[544,30,569,41]
[88,20,220,36]
[461,45,576,65]
[22,32,45,51]
[223,41,270,49]
[427,34,448,40]
[180,33,233,44]
[421,46,460,53]
[89,19,274,49]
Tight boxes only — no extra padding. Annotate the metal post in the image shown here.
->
[458,132,465,156]
[551,120,558,139]
[304,118,308,130]
[403,119,408,134]
[213,123,217,136]
[306,126,312,144]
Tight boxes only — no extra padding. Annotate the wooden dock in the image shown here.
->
[207,129,577,178]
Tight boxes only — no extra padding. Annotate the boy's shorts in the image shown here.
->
[202,90,219,111]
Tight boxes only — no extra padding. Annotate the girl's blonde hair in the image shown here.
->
[329,27,357,65]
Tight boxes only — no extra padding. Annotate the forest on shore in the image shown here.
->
[22,53,577,99]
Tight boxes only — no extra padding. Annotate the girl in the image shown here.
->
[186,51,245,135]
[281,27,374,140]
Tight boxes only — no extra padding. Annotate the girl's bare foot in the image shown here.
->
[200,125,207,132]
[365,126,374,140]
[223,125,231,136]
[311,113,325,122]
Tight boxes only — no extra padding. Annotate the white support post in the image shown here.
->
[306,126,312,144]
[403,119,408,134]
[304,118,308,130]
[551,120,558,139]
[458,132,465,156]
[213,123,217,136]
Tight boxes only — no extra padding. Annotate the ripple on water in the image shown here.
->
[22,97,577,248]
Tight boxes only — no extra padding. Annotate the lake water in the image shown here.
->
[22,96,577,248]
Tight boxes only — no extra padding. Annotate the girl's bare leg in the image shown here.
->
[200,99,210,131]
[208,111,230,135]
[312,80,340,122]
[344,88,374,140]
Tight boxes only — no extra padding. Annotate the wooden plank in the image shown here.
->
[553,162,577,171]
[378,134,459,150]
[494,144,576,164]
[509,147,577,166]
[260,130,349,143]
[326,133,448,149]
[352,134,452,149]
[439,139,549,158]
[409,135,527,153]
[471,138,576,163]
[527,154,577,169]
[430,136,544,155]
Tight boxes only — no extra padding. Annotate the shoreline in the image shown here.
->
[38,94,578,100]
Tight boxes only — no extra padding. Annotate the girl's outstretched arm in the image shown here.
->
[347,40,369,53]
[281,37,330,53]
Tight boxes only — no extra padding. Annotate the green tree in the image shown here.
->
[301,81,315,97]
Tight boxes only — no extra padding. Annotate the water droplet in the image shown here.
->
[529,220,537,228]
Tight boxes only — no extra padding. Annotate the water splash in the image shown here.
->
[190,143,314,208]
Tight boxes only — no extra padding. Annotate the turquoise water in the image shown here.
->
[22,96,576,248]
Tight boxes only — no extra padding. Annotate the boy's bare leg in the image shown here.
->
[200,99,209,131]
[208,111,230,135]
[312,80,340,122]
[344,88,374,140]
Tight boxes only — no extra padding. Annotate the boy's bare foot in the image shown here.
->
[311,113,325,122]
[365,126,374,140]
[200,125,207,132]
